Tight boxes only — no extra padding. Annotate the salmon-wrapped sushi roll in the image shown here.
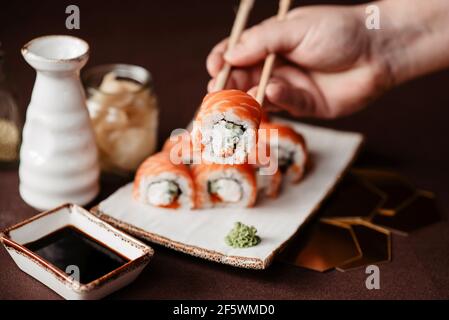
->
[250,144,282,198]
[192,163,257,208]
[133,151,195,209]
[260,108,271,123]
[258,122,308,183]
[192,89,262,165]
[256,169,282,198]
[162,130,194,165]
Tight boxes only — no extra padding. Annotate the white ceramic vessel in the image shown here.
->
[19,35,99,210]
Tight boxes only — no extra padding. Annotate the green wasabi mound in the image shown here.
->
[225,222,261,248]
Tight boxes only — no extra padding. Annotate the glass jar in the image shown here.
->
[0,46,21,168]
[82,64,158,174]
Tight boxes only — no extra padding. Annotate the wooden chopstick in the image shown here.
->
[213,0,255,92]
[255,0,292,105]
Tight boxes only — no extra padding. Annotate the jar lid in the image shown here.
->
[82,64,153,96]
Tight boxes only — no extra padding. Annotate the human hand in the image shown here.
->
[207,5,394,118]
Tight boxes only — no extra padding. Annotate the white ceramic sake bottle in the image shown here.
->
[19,35,99,210]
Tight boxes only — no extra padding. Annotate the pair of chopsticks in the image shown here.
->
[213,0,292,106]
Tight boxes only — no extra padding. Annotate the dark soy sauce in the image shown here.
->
[24,225,130,284]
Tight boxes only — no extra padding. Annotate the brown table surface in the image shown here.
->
[1,0,448,300]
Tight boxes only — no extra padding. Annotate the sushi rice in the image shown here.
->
[134,152,195,209]
[193,163,257,208]
[192,90,262,165]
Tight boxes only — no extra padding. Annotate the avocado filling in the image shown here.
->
[146,180,180,206]
[208,178,242,203]
[277,146,294,173]
[211,120,245,157]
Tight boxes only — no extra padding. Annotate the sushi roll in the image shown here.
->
[248,140,282,198]
[162,130,195,165]
[260,108,271,123]
[251,145,283,198]
[133,151,195,209]
[192,89,262,165]
[256,169,282,198]
[192,162,257,208]
[258,122,308,183]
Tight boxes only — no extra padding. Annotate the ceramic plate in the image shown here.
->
[92,119,363,269]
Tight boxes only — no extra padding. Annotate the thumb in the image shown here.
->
[224,19,302,67]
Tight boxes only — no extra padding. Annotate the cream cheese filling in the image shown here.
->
[146,180,180,206]
[211,120,244,157]
[209,178,242,203]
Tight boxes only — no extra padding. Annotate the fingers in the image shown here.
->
[264,78,316,117]
[247,85,282,113]
[249,76,327,118]
[206,38,228,77]
[224,19,303,67]
[207,65,263,92]
[207,17,303,74]
[206,16,276,75]
[207,64,327,118]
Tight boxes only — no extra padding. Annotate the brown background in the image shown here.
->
[0,0,448,299]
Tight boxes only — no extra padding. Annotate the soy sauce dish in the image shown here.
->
[0,203,154,300]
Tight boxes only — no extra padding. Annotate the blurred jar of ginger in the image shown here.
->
[0,45,21,168]
[82,64,158,174]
